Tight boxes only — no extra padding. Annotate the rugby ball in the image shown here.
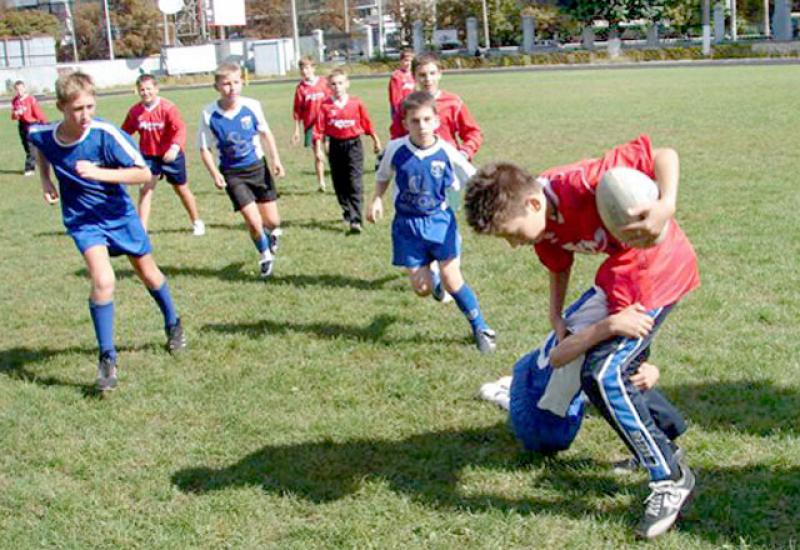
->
[596,167,667,245]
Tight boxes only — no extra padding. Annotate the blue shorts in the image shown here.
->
[69,215,152,257]
[144,152,187,185]
[391,209,460,268]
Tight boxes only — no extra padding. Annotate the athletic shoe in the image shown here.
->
[166,318,187,354]
[474,328,497,354]
[478,375,512,410]
[318,181,326,192]
[23,170,35,177]
[612,447,686,476]
[192,219,206,236]
[635,463,696,539]
[349,222,363,234]
[268,231,280,254]
[96,353,118,393]
[259,257,274,278]
[432,282,453,304]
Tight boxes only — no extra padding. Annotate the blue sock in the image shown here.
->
[430,267,442,293]
[451,283,488,332]
[89,300,116,360]
[148,281,178,329]
[252,231,269,254]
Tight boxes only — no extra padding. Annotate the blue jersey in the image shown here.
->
[28,119,145,231]
[197,97,270,170]
[376,136,475,218]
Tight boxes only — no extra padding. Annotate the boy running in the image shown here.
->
[464,135,699,538]
[11,80,47,176]
[291,56,330,192]
[122,74,205,235]
[388,49,415,119]
[369,91,495,353]
[315,69,381,233]
[198,63,285,278]
[29,72,186,393]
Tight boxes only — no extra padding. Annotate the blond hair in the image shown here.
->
[214,62,241,83]
[55,71,95,105]
[298,55,315,68]
[328,67,348,80]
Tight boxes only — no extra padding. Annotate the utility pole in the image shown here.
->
[291,0,300,60]
[103,0,115,60]
[344,0,349,33]
[480,0,490,49]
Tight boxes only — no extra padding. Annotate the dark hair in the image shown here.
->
[136,74,158,87]
[14,80,25,87]
[412,52,441,74]
[328,67,348,80]
[402,91,437,116]
[464,162,542,234]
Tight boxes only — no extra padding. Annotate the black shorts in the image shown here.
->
[144,152,188,185]
[222,159,277,211]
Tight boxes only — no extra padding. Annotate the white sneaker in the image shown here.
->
[23,170,35,177]
[318,181,326,192]
[478,375,512,410]
[635,463,695,539]
[192,220,206,236]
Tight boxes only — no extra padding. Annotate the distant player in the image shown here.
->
[368,91,495,353]
[122,74,205,235]
[10,80,47,176]
[389,52,483,161]
[29,72,186,393]
[464,136,699,538]
[291,56,330,192]
[315,69,381,234]
[388,48,415,119]
[198,63,285,278]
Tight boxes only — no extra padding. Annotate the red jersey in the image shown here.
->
[293,76,330,131]
[121,97,187,157]
[533,135,700,313]
[389,89,482,160]
[388,68,415,116]
[314,95,375,141]
[11,94,47,124]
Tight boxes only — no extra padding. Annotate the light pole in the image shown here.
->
[377,0,384,56]
[291,0,300,62]
[103,0,115,60]
[344,0,349,33]
[480,0,490,49]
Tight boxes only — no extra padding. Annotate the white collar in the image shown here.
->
[333,95,349,108]
[304,76,319,86]
[53,121,92,148]
[143,98,161,112]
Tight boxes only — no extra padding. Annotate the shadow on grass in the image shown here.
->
[202,313,468,347]
[280,217,347,234]
[171,423,800,546]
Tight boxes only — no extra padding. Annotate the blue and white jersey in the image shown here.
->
[28,119,145,231]
[376,136,476,217]
[197,97,270,170]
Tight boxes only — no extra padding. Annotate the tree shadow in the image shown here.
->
[202,313,468,347]
[171,423,800,546]
[280,217,347,235]
[33,230,68,238]
[0,169,26,175]
[670,379,800,437]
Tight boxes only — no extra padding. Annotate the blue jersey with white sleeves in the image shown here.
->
[28,119,145,231]
[197,97,270,170]
[376,136,476,217]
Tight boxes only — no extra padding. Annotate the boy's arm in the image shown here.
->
[163,106,187,163]
[548,268,571,341]
[199,147,226,189]
[34,147,59,204]
[121,108,137,136]
[291,87,303,145]
[260,129,285,178]
[359,101,381,154]
[367,179,390,224]
[75,162,151,185]
[550,303,655,368]
[621,147,679,248]
[455,102,483,160]
[31,98,47,124]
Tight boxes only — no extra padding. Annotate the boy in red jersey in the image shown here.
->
[291,56,331,192]
[464,135,699,540]
[11,80,47,176]
[388,49,415,119]
[314,69,381,233]
[122,75,204,235]
[389,53,482,160]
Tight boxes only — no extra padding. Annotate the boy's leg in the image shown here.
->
[440,257,495,353]
[19,122,34,173]
[312,134,326,191]
[172,183,201,225]
[241,202,274,277]
[138,179,157,232]
[328,139,352,223]
[84,245,118,390]
[346,138,364,227]
[256,200,281,254]
[128,253,185,352]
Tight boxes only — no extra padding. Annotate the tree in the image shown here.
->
[73,0,162,60]
[0,8,60,41]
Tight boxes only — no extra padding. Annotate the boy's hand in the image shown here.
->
[549,314,568,342]
[42,179,59,204]
[212,173,227,189]
[75,160,102,180]
[367,196,383,224]
[373,143,381,155]
[162,147,179,164]
[630,361,660,391]
[620,199,674,248]
[607,304,654,339]
[291,130,300,146]
[272,162,285,178]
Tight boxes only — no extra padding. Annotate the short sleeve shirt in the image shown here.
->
[198,97,270,170]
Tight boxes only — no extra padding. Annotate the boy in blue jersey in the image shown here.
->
[367,92,495,353]
[29,72,186,393]
[198,63,285,278]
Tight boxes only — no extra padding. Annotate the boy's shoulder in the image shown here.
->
[28,121,58,142]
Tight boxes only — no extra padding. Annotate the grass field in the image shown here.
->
[1,64,799,549]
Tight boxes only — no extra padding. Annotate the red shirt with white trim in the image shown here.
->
[121,97,187,157]
[11,94,47,124]
[314,95,375,141]
[388,68,415,116]
[293,76,330,131]
[533,135,700,313]
[389,89,483,160]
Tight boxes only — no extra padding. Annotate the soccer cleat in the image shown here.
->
[259,257,274,278]
[474,328,497,354]
[478,375,512,410]
[613,447,685,476]
[432,282,453,304]
[635,462,696,539]
[318,181,326,192]
[166,318,187,354]
[23,170,35,177]
[349,222,363,234]
[96,353,118,393]
[192,219,206,236]
[268,230,280,254]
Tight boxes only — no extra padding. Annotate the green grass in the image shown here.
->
[1,65,799,549]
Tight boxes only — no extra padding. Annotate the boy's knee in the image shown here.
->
[92,272,115,298]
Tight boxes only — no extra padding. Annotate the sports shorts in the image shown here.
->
[221,159,277,212]
[69,214,152,258]
[391,208,460,268]
[144,152,188,185]
[304,126,315,148]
